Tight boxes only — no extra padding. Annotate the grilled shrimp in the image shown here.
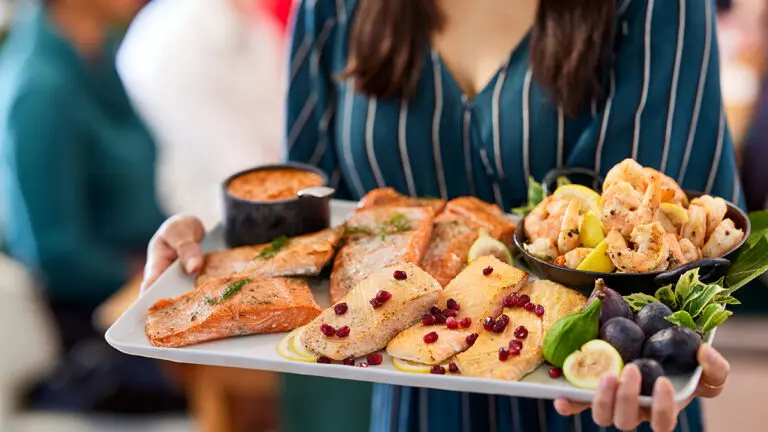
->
[680,204,707,248]
[701,219,744,258]
[601,173,661,237]
[603,159,648,193]
[524,196,569,243]
[557,199,582,255]
[680,238,701,263]
[665,234,693,269]
[658,212,679,234]
[647,168,688,206]
[690,195,728,238]
[605,222,670,273]
[524,238,558,261]
[553,248,592,269]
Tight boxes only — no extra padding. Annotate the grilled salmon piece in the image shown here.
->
[146,276,322,348]
[300,263,441,360]
[330,206,434,303]
[195,228,342,287]
[357,187,446,214]
[386,256,528,365]
[444,197,517,245]
[455,280,586,380]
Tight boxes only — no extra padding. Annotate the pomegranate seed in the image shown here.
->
[514,326,529,339]
[516,294,531,307]
[430,306,442,315]
[317,356,332,364]
[423,331,439,344]
[343,357,356,366]
[446,317,458,329]
[447,298,460,311]
[434,313,447,324]
[534,304,545,317]
[367,354,383,365]
[549,367,563,379]
[499,347,510,361]
[466,333,479,346]
[503,295,517,308]
[482,316,496,331]
[483,266,494,276]
[449,362,459,373]
[376,290,393,302]
[334,302,348,315]
[335,326,351,338]
[422,314,437,326]
[508,345,521,356]
[524,302,535,312]
[492,314,510,333]
[459,317,472,328]
[393,270,407,280]
[509,339,523,351]
[358,362,369,368]
[443,308,458,318]
[430,365,446,375]
[321,323,336,337]
[370,298,385,308]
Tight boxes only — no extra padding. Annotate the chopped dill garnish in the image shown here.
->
[257,236,289,259]
[204,278,253,305]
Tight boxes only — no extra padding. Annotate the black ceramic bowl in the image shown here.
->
[222,163,335,247]
[514,191,750,297]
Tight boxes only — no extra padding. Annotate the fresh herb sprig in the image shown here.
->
[204,278,253,305]
[257,236,289,260]
[510,176,572,216]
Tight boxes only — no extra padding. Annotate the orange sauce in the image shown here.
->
[227,168,324,202]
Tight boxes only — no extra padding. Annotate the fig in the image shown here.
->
[642,326,700,374]
[543,294,602,368]
[586,279,633,327]
[563,340,624,390]
[599,317,645,363]
[630,359,665,396]
[468,229,513,264]
[635,302,674,339]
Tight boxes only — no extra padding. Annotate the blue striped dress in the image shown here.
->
[286,0,741,431]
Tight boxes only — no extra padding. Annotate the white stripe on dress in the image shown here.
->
[335,0,347,24]
[679,408,690,432]
[309,100,336,165]
[522,68,533,184]
[330,168,342,188]
[287,93,317,150]
[463,107,477,196]
[419,388,429,432]
[591,100,598,118]
[493,60,512,179]
[431,51,448,200]
[479,148,504,207]
[510,397,522,432]
[289,36,311,82]
[594,71,617,189]
[309,18,335,81]
[619,0,633,15]
[536,399,548,432]
[631,0,654,160]
[557,106,565,168]
[732,171,741,204]
[574,413,583,432]
[461,392,471,432]
[488,395,498,432]
[660,0,686,172]
[342,79,366,197]
[399,100,417,196]
[705,109,726,194]
[678,0,713,184]
[365,99,385,187]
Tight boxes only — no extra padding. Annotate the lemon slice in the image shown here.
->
[576,240,615,273]
[290,327,317,360]
[580,212,606,248]
[563,340,624,390]
[277,328,315,362]
[553,185,601,214]
[660,203,689,225]
[392,358,433,374]
[468,229,513,264]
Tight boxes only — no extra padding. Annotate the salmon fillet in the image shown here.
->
[386,256,529,365]
[195,228,342,287]
[146,276,322,348]
[421,197,517,286]
[357,187,446,214]
[455,280,586,380]
[300,263,441,360]
[330,206,434,303]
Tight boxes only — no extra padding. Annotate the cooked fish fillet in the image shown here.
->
[195,228,342,287]
[300,263,441,360]
[386,256,529,365]
[357,187,446,214]
[455,280,586,380]
[421,197,518,286]
[146,276,322,348]
[330,206,434,303]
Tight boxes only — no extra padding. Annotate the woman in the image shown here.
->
[143,0,735,430]
[0,0,175,412]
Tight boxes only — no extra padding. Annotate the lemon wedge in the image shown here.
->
[289,327,317,360]
[392,358,433,374]
[580,212,606,248]
[553,185,601,214]
[660,203,689,225]
[576,240,615,273]
[468,229,513,264]
[277,328,315,362]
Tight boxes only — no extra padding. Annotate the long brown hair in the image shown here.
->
[343,0,616,116]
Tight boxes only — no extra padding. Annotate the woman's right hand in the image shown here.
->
[141,215,206,293]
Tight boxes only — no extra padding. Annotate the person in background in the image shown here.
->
[0,0,179,412]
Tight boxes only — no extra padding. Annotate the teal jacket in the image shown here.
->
[0,6,166,307]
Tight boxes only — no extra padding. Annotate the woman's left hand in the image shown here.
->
[554,344,729,432]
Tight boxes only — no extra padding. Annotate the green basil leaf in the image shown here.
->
[511,177,545,216]
[725,235,768,291]
[745,210,768,248]
[665,310,697,331]
[654,285,677,310]
[556,176,572,188]
[623,293,659,312]
[701,309,733,334]
[686,283,726,318]
[674,268,701,307]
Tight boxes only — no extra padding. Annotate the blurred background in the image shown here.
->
[0,0,765,431]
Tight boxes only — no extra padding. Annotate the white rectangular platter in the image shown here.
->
[106,200,710,406]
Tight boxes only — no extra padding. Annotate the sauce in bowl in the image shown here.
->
[226,168,325,202]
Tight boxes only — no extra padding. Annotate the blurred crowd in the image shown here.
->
[0,0,765,431]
